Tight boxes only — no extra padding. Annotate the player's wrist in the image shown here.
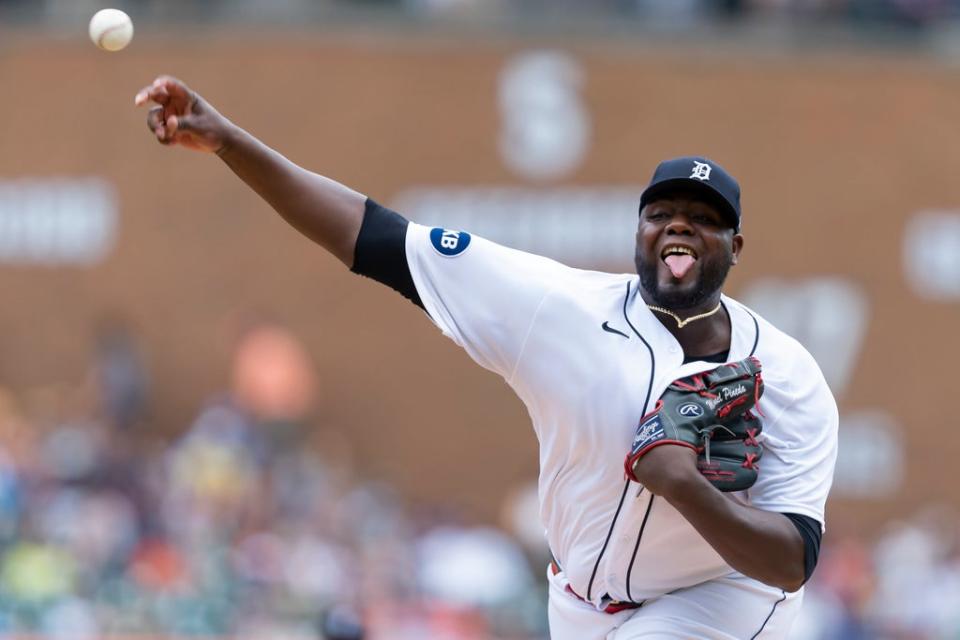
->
[214,123,244,158]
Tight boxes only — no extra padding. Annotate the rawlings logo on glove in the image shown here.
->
[624,356,765,493]
[632,414,666,451]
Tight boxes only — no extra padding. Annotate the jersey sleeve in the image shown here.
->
[405,221,569,380]
[748,347,839,529]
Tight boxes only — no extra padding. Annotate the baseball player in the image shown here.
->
[136,76,838,639]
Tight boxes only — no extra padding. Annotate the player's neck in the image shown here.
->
[642,293,732,357]
[664,309,731,357]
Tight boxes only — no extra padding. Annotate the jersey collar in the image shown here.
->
[625,284,758,364]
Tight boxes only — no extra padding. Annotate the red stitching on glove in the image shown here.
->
[754,371,765,417]
[671,380,701,392]
[716,395,748,419]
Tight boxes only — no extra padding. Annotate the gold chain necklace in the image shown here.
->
[647,301,723,329]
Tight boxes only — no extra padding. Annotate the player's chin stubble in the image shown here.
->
[637,250,733,311]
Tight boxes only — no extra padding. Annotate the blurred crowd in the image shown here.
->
[793,508,960,640]
[1,319,959,639]
[0,319,547,640]
[2,0,960,29]
[497,0,960,26]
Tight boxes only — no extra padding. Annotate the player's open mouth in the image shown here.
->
[660,245,698,279]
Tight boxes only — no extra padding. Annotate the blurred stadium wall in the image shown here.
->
[0,25,958,536]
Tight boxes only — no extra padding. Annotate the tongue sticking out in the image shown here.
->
[664,254,696,279]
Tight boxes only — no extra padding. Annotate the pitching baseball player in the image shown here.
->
[136,76,838,639]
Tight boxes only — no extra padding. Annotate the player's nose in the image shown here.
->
[665,214,695,235]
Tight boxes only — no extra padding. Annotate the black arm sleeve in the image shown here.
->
[783,512,822,584]
[350,198,424,309]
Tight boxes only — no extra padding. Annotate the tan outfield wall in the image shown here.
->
[0,30,957,535]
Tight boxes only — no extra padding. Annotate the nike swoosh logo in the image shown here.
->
[601,321,629,339]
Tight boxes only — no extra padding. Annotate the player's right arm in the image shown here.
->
[136,75,567,381]
[135,75,364,266]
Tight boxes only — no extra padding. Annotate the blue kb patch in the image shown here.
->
[430,227,471,257]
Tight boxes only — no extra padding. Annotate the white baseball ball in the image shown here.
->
[89,9,134,52]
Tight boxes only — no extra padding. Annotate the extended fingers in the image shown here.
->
[135,82,169,107]
[146,106,163,136]
[134,75,191,107]
[146,106,177,144]
[146,105,162,128]
[167,114,197,133]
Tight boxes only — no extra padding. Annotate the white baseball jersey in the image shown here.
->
[405,222,838,611]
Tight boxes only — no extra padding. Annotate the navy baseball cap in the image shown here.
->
[639,156,742,231]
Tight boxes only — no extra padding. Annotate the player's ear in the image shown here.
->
[731,233,744,265]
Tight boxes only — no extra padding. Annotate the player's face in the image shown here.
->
[635,195,743,310]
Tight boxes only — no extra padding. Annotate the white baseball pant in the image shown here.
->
[547,565,803,639]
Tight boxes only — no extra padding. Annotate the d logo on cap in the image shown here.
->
[690,161,712,181]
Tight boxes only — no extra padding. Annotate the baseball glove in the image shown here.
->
[624,356,764,492]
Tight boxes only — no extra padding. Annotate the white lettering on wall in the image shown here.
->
[393,186,642,269]
[0,178,117,266]
[741,277,869,398]
[498,51,590,181]
[834,410,904,498]
[904,210,960,301]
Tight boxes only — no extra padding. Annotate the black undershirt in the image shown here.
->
[350,199,423,308]
[784,512,822,584]
[352,198,821,585]
[683,351,729,365]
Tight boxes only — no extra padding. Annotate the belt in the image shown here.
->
[549,561,643,614]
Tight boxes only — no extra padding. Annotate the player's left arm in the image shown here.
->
[641,447,807,592]
[633,350,837,593]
